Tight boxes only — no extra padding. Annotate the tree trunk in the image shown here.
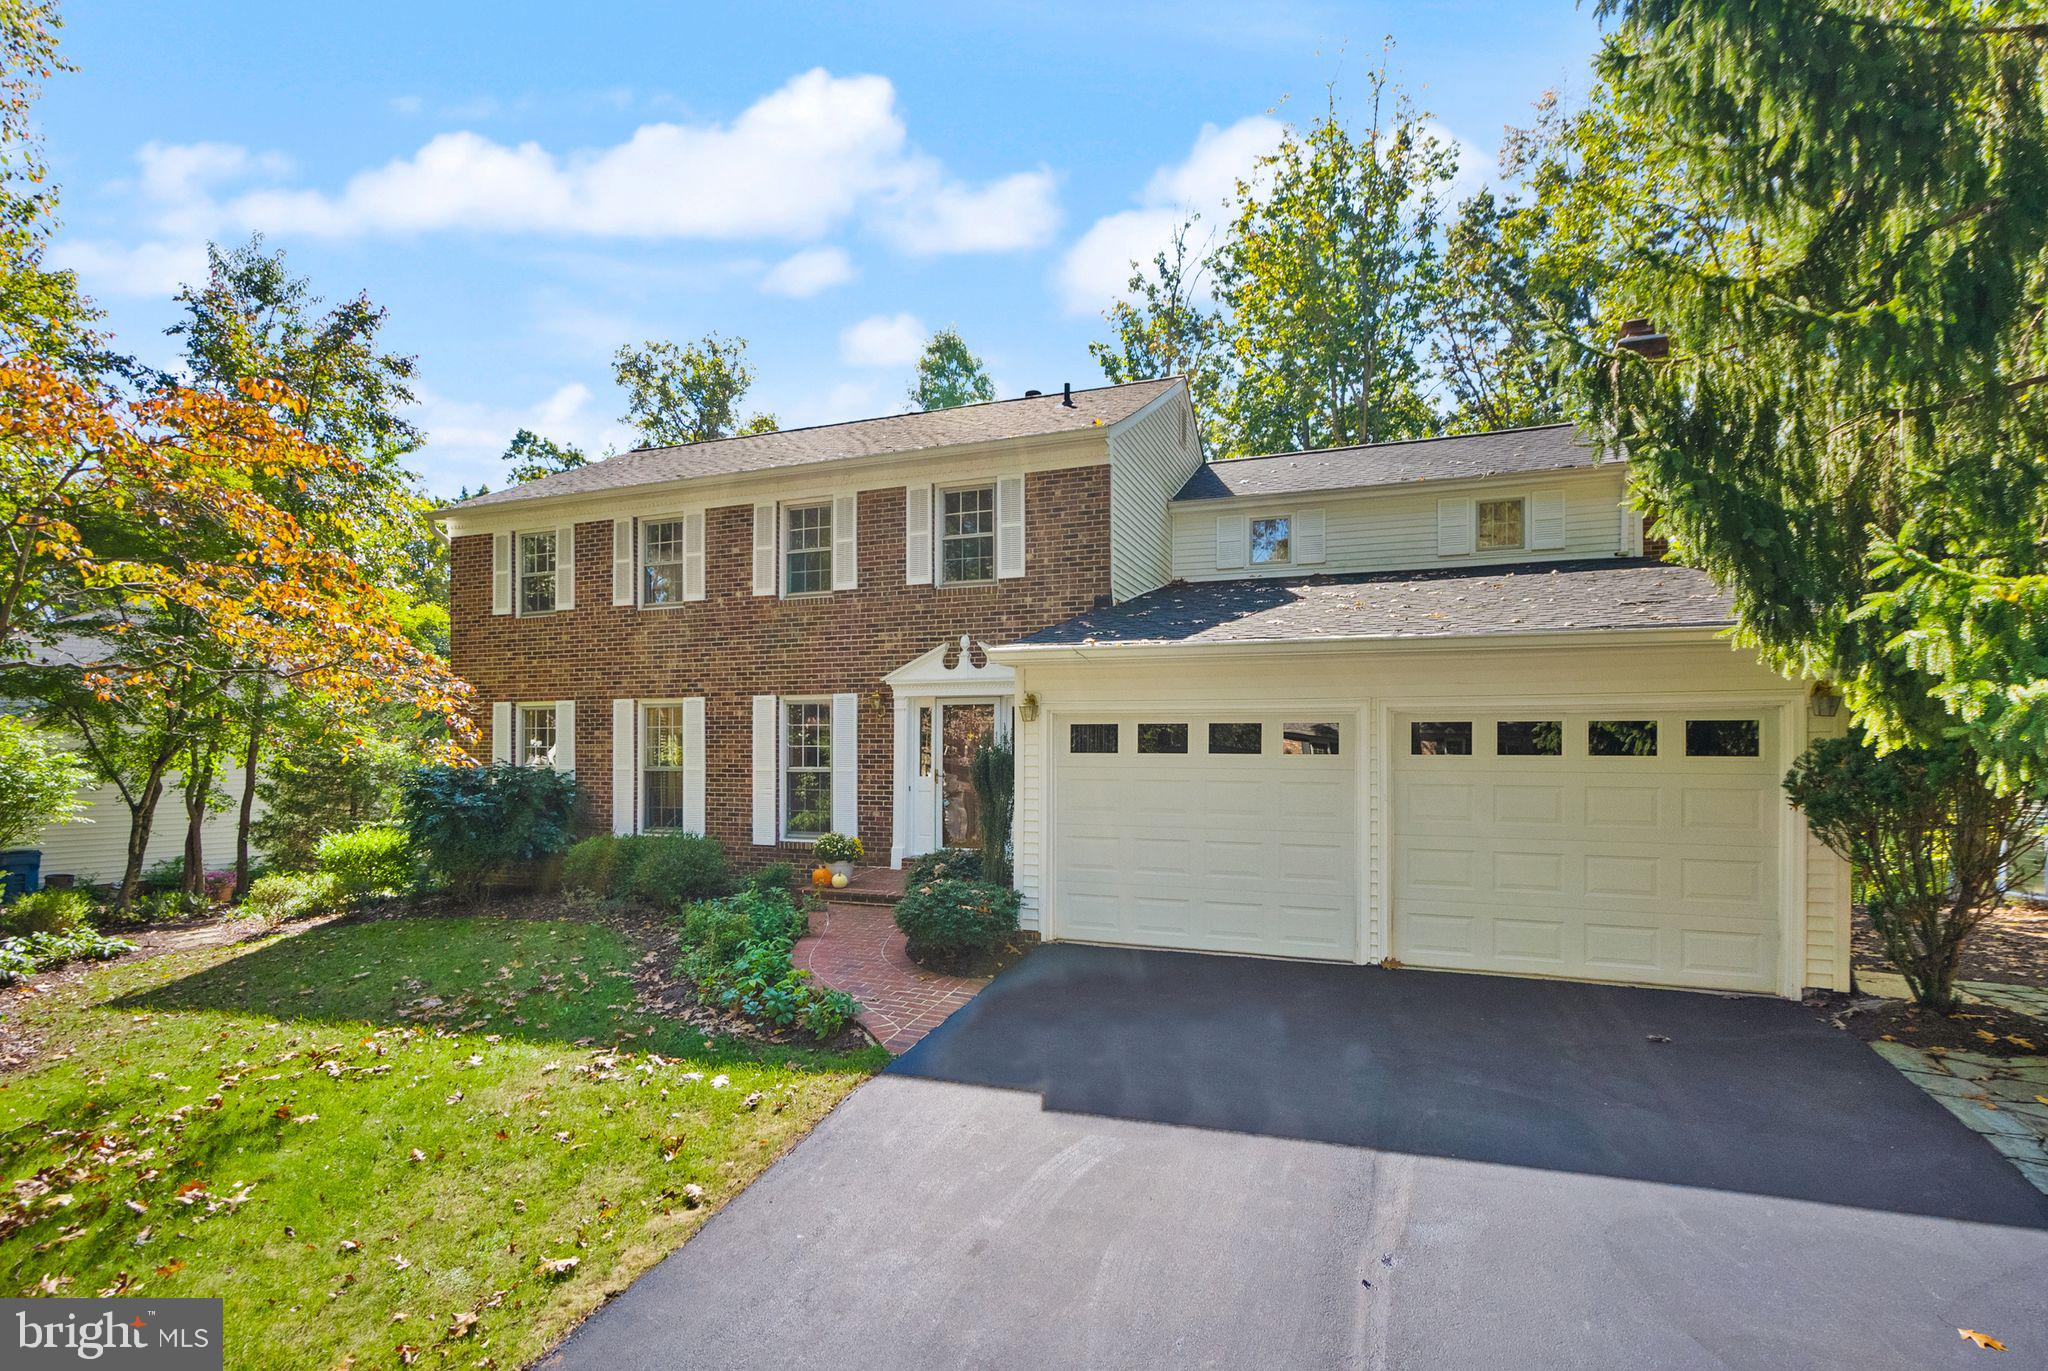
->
[234,681,266,900]
[181,746,216,903]
[117,768,170,911]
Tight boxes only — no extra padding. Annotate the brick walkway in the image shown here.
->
[795,901,988,1053]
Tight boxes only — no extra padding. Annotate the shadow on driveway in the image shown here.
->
[894,943,2048,1228]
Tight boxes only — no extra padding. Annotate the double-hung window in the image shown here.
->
[517,703,558,767]
[783,700,832,837]
[784,504,832,595]
[641,702,687,830]
[641,519,688,606]
[1476,498,1526,552]
[1250,515,1291,566]
[518,530,558,614]
[939,486,996,584]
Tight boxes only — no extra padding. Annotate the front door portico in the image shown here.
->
[885,636,1015,868]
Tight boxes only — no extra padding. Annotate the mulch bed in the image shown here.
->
[1809,990,2046,1059]
[1852,903,2048,991]
[911,932,1039,980]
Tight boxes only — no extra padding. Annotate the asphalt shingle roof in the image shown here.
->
[1004,559,1733,650]
[1173,423,1599,501]
[439,377,1182,513]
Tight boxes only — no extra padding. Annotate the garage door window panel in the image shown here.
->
[1282,722,1341,756]
[1589,720,1659,757]
[1497,721,1562,756]
[1411,721,1474,756]
[1069,723,1119,754]
[1208,723,1262,755]
[1138,723,1188,754]
[1685,719,1761,758]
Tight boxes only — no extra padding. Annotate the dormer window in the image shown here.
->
[1250,515,1291,565]
[1477,498,1526,552]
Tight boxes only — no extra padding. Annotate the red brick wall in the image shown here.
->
[449,466,1112,862]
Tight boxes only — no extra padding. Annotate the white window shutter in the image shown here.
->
[831,692,859,837]
[683,696,707,834]
[904,484,933,584]
[1296,508,1326,564]
[684,510,706,601]
[1215,515,1247,569]
[1437,498,1475,556]
[491,533,512,615]
[611,519,634,605]
[553,700,576,773]
[611,699,636,836]
[751,503,777,596]
[751,694,778,844]
[555,524,576,610]
[996,475,1026,579]
[491,702,513,763]
[1530,490,1567,550]
[832,493,858,590]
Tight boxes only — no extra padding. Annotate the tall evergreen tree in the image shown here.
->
[1562,0,2048,793]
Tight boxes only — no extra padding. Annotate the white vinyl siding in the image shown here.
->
[1169,468,1633,581]
[1106,387,1204,602]
[29,765,262,886]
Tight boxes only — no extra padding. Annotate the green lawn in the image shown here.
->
[0,914,886,1369]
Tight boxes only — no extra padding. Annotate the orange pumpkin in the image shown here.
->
[811,866,832,888]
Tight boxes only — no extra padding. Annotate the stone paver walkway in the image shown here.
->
[794,901,987,1053]
[1870,1042,2048,1194]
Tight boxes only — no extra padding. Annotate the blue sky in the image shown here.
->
[43,2,1603,495]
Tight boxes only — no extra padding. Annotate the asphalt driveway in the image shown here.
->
[547,945,2048,1370]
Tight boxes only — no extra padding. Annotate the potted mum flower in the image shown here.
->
[813,832,863,885]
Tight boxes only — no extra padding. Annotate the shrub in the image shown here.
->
[1785,734,2044,1010]
[401,763,579,893]
[140,856,186,894]
[904,847,982,886]
[0,888,94,937]
[746,861,796,898]
[620,833,731,912]
[561,834,622,897]
[313,825,413,898]
[894,878,1020,965]
[244,871,340,925]
[129,889,206,923]
[0,927,134,984]
[813,832,863,864]
[0,715,89,849]
[971,740,1015,885]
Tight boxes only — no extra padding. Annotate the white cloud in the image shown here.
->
[407,380,633,495]
[761,245,855,298]
[838,312,925,369]
[779,378,891,429]
[48,237,209,298]
[1054,115,1283,316]
[128,69,1056,257]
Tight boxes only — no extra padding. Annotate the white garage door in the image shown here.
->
[1391,710,1783,993]
[1052,715,1358,961]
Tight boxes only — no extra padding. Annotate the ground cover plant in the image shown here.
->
[674,887,859,1040]
[0,914,883,1369]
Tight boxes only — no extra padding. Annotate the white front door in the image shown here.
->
[1050,714,1359,961]
[1390,709,1784,993]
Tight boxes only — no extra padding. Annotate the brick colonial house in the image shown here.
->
[437,377,1854,1002]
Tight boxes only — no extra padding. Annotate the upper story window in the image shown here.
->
[1250,515,1291,566]
[940,486,996,584]
[642,519,688,605]
[785,503,832,595]
[1476,498,1526,552]
[517,531,558,614]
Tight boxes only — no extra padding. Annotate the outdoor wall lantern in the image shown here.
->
[1810,682,1841,718]
[1020,692,1041,722]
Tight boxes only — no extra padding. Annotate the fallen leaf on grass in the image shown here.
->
[408,1149,426,1164]
[447,1311,478,1339]
[536,1256,579,1278]
[1958,1328,2006,1351]
[338,1240,360,1253]
[154,1260,184,1277]
[395,1343,419,1365]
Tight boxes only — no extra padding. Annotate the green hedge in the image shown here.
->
[0,888,94,938]
[313,824,413,898]
[561,832,732,910]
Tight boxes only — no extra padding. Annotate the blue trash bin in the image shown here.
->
[0,849,41,902]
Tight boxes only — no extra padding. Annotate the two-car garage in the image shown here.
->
[1045,701,1797,996]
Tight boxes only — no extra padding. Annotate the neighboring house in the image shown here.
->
[435,379,1853,1001]
[30,766,257,887]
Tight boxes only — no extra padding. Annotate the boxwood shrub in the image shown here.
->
[894,878,1019,966]
[904,847,982,887]
[561,832,732,911]
[313,824,413,898]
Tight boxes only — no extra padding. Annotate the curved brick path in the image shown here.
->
[794,902,988,1053]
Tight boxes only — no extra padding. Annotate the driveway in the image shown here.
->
[547,945,2048,1370]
